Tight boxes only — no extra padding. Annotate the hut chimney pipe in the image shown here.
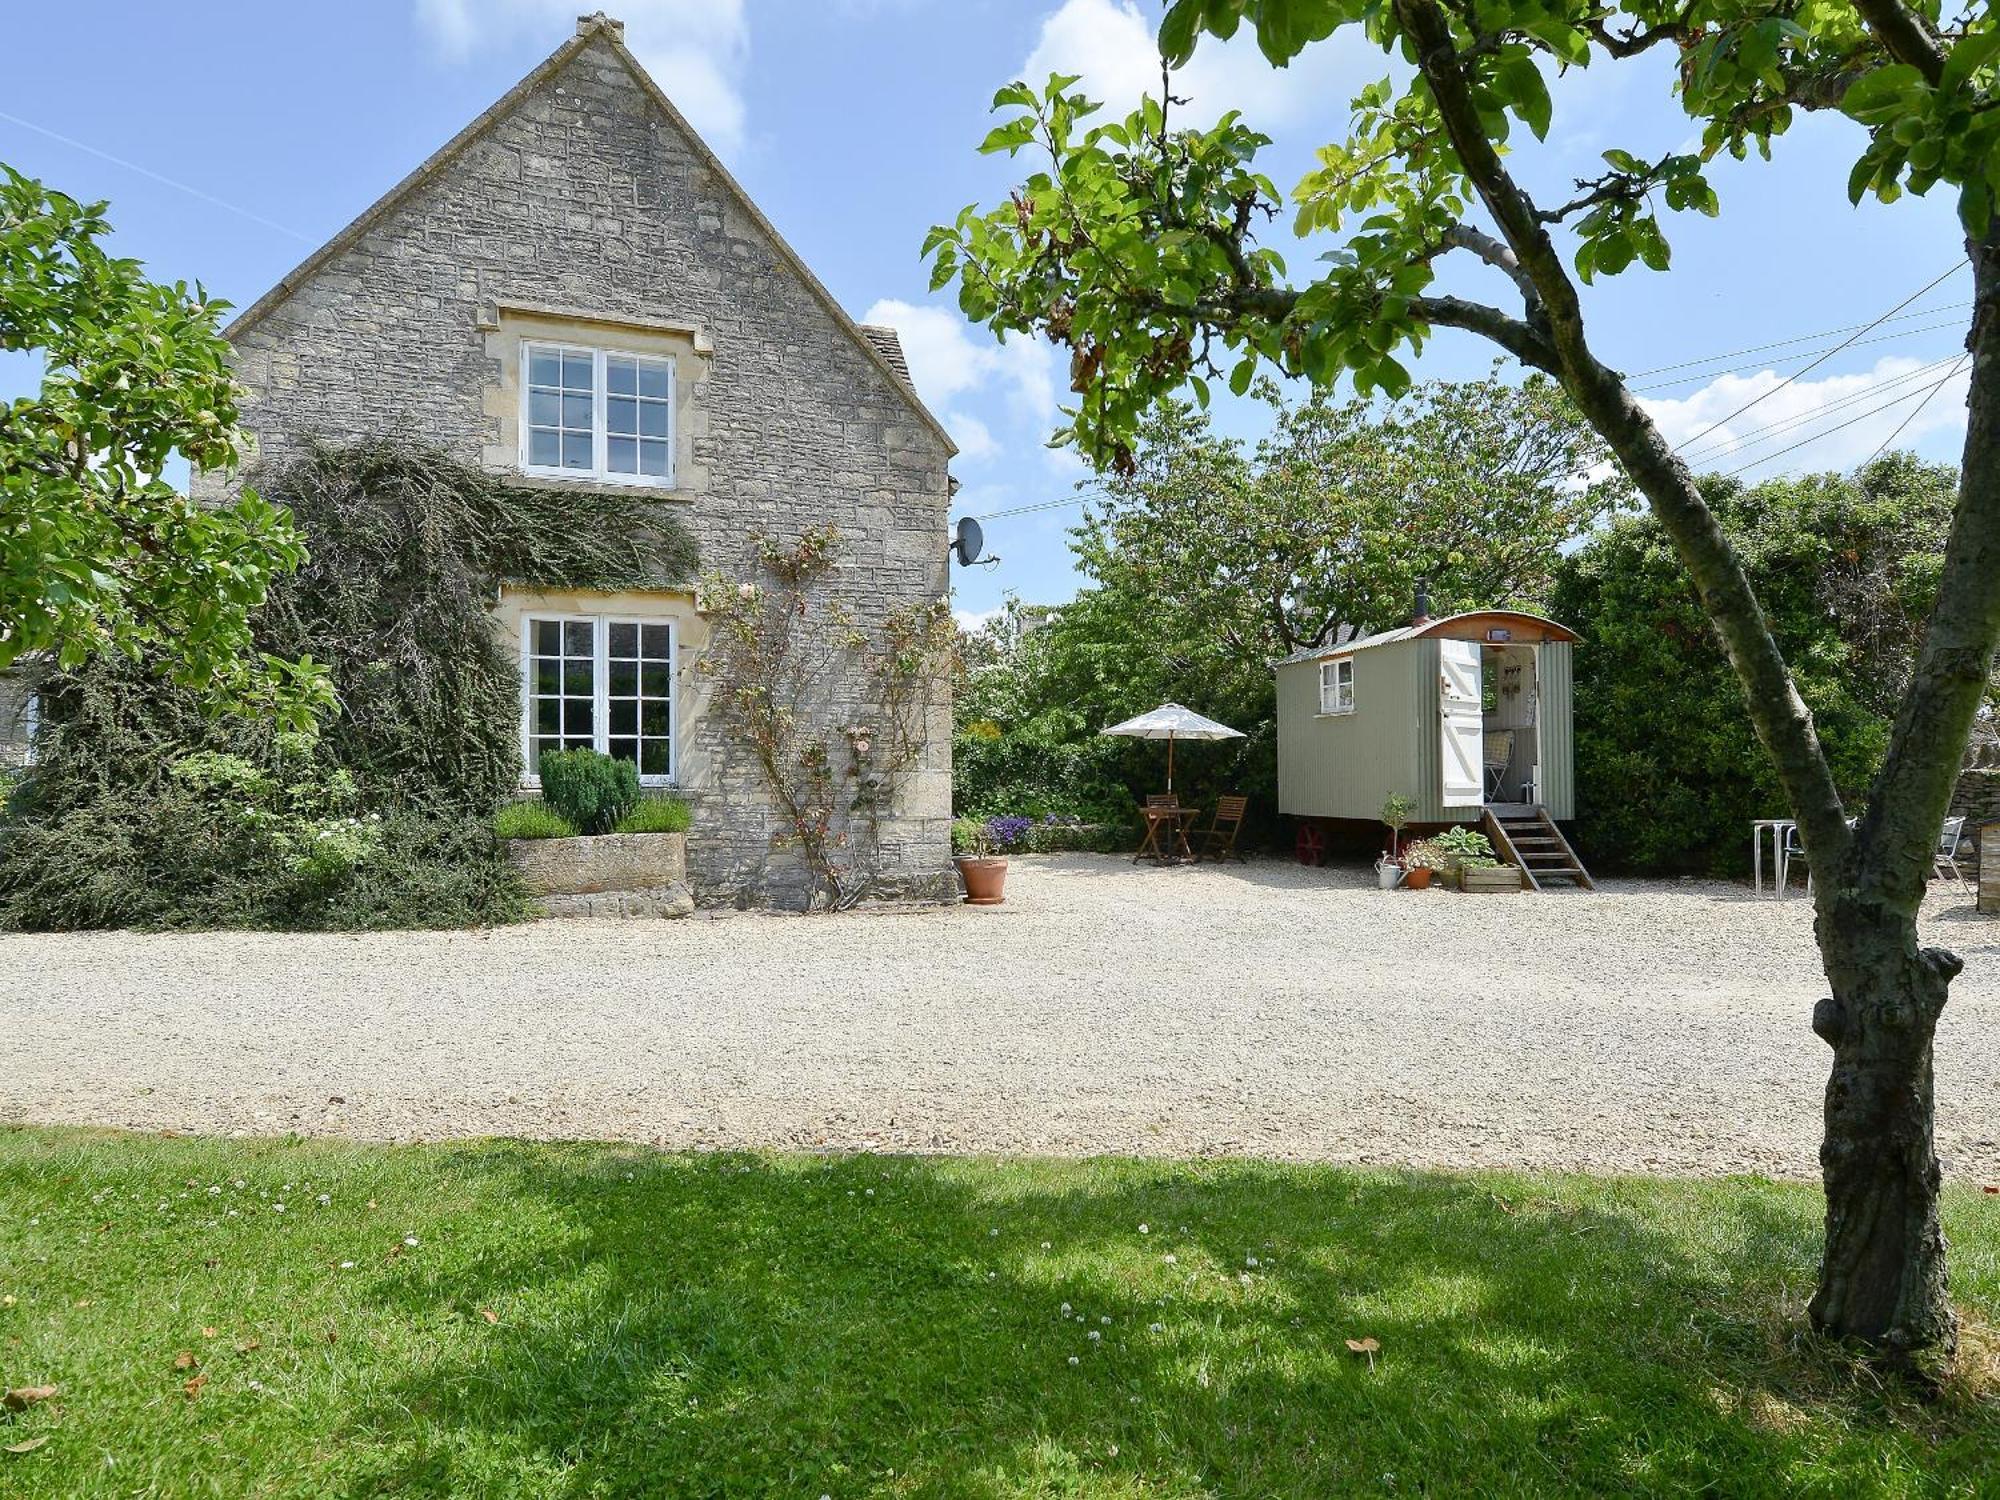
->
[1412,578,1432,627]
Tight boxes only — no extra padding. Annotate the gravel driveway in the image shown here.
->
[3,856,1996,1180]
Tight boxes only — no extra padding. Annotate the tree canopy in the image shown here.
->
[1079,370,1624,668]
[0,167,324,726]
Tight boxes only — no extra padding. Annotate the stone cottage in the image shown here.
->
[186,12,956,905]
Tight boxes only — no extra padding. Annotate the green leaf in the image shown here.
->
[1498,57,1553,141]
[1159,0,1205,67]
[1839,64,1926,124]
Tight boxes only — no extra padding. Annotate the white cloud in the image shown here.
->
[953,604,1005,632]
[943,410,999,462]
[1642,354,1971,477]
[862,298,1060,424]
[1020,0,1343,127]
[414,1,750,155]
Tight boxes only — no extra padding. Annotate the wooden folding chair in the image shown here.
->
[1195,795,1248,863]
[1135,794,1181,863]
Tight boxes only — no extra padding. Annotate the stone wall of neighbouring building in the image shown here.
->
[1949,767,2000,888]
[193,19,954,908]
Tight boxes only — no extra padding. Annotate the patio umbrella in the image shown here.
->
[1099,702,1245,792]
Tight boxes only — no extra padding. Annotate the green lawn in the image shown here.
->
[1,1129,1996,1497]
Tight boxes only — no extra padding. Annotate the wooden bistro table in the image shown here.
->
[1135,805,1200,864]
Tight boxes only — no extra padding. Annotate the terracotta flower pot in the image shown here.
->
[1405,865,1434,890]
[955,855,1009,906]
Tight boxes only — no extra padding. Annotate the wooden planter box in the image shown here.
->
[503,831,692,918]
[1461,863,1522,893]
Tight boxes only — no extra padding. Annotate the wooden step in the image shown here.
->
[1481,806,1596,892]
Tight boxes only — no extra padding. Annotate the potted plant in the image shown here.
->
[1403,838,1445,890]
[1430,826,1506,890]
[1376,793,1414,889]
[952,817,1009,905]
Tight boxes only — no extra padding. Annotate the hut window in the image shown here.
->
[1318,658,1354,715]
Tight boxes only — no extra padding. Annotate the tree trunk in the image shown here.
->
[1807,897,1960,1357]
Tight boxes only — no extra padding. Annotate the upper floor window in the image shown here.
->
[520,342,674,485]
[1319,657,1354,715]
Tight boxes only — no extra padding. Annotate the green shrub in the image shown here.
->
[1549,455,1975,874]
[614,795,691,835]
[494,801,578,840]
[536,749,640,836]
[950,817,984,855]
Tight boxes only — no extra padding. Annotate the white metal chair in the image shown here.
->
[1483,730,1515,801]
[1936,816,1971,892]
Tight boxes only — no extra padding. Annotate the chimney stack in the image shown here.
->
[1412,578,1433,627]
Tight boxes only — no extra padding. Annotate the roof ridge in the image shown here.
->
[221,14,955,456]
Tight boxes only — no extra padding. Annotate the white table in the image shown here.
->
[1751,818,1798,898]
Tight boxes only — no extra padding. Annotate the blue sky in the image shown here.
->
[1,1,1970,626]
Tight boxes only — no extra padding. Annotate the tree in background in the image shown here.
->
[1079,372,1623,667]
[1555,455,1972,871]
[957,375,1615,826]
[931,0,2000,1359]
[0,168,325,725]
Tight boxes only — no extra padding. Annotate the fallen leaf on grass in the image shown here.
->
[173,1351,197,1371]
[1345,1337,1381,1372]
[4,1437,48,1455]
[201,1327,218,1339]
[183,1374,207,1400]
[324,1322,338,1345]
[234,1338,261,1355]
[2,1385,57,1412]
[479,1308,498,1325]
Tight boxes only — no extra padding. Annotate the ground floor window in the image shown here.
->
[523,615,674,783]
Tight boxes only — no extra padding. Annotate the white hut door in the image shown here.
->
[1439,639,1485,806]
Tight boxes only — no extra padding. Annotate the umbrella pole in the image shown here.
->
[1167,732,1175,793]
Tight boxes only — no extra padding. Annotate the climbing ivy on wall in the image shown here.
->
[0,440,697,930]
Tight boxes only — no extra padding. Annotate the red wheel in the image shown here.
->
[1295,822,1327,866]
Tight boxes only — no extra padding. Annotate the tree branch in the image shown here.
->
[1392,0,1856,874]
[1850,0,1948,83]
[1439,223,1544,315]
[1855,225,2000,903]
[1410,294,1558,372]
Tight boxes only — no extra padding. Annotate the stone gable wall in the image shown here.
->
[197,34,953,906]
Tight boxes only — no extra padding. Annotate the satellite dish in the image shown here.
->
[950,515,986,567]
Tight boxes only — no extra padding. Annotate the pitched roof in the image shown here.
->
[222,12,954,456]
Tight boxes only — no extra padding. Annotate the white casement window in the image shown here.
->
[1318,657,1355,715]
[522,616,675,784]
[520,342,674,485]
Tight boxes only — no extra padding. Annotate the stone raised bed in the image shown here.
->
[504,831,693,919]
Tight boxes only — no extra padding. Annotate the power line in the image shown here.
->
[1625,302,1969,384]
[1679,352,1967,466]
[1859,352,1971,469]
[1671,261,1967,454]
[0,107,312,242]
[1720,364,1970,478]
[1629,316,1968,394]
